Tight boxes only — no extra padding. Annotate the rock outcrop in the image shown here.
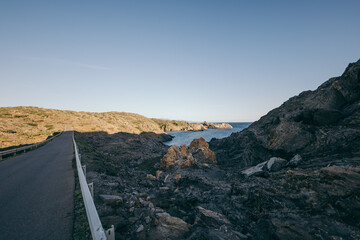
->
[210,59,360,168]
[150,211,190,239]
[160,137,216,169]
[203,121,232,129]
[155,119,233,132]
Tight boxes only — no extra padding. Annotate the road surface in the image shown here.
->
[0,131,75,240]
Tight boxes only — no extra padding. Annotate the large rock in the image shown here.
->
[195,206,231,227]
[203,121,233,129]
[241,161,267,177]
[160,145,181,169]
[241,157,289,177]
[191,123,207,131]
[313,109,343,126]
[288,154,302,167]
[266,157,287,172]
[148,211,190,239]
[99,194,123,206]
[160,137,216,169]
[189,137,210,151]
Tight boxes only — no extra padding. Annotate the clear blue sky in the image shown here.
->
[1,1,359,122]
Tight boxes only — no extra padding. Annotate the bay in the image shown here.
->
[164,122,252,146]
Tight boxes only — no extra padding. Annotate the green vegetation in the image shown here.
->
[0,113,12,118]
[2,130,16,133]
[14,114,28,118]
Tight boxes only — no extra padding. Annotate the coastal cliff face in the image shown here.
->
[210,59,360,168]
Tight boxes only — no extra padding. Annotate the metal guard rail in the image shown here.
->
[0,132,63,160]
[73,133,111,240]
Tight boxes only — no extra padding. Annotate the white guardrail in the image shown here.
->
[0,132,63,160]
[73,133,115,240]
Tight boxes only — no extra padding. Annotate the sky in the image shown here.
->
[1,1,360,122]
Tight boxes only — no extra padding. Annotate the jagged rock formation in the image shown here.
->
[210,59,360,168]
[205,59,360,239]
[160,138,216,169]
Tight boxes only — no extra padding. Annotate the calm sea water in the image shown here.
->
[164,122,252,146]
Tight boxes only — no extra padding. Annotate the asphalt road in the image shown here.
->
[0,131,75,240]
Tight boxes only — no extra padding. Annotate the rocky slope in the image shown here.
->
[206,59,360,239]
[210,59,360,168]
[76,129,360,239]
[75,59,360,239]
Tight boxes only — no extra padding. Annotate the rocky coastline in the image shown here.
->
[156,120,233,132]
[75,59,360,239]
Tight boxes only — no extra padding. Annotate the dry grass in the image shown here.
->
[0,106,167,148]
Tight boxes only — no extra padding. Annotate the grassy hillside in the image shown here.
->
[151,118,192,131]
[0,106,165,148]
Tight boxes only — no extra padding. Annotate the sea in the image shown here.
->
[164,122,252,146]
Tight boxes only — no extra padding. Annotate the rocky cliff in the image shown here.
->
[210,59,360,168]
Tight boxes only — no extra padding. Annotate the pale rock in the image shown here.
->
[148,212,189,239]
[156,170,163,180]
[267,157,287,172]
[288,154,302,167]
[196,206,231,227]
[145,216,151,224]
[99,194,123,206]
[146,174,157,180]
[241,161,267,177]
[136,224,144,233]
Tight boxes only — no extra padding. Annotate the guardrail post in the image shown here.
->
[0,155,2,160]
[82,165,86,177]
[105,225,115,240]
[88,182,94,198]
